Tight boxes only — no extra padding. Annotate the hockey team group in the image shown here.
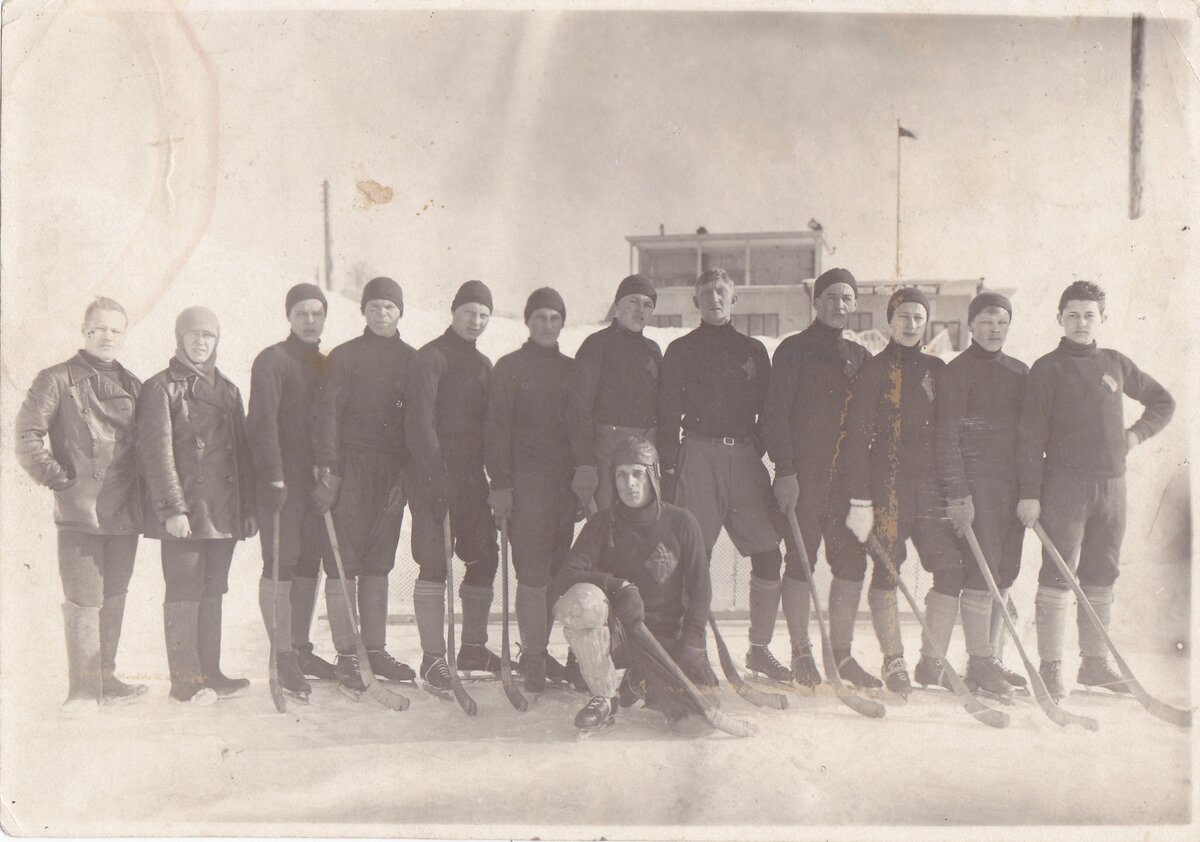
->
[15,265,1181,737]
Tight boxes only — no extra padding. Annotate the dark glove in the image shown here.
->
[674,643,719,688]
[243,516,258,539]
[660,469,677,505]
[609,582,645,627]
[311,467,342,514]
[384,480,406,517]
[259,481,287,514]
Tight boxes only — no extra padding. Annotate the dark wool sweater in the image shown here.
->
[762,319,870,485]
[246,333,326,485]
[405,327,492,479]
[937,341,1029,499]
[558,500,710,649]
[312,328,415,466]
[1017,338,1174,498]
[485,340,574,488]
[568,320,662,466]
[843,339,946,505]
[657,321,772,471]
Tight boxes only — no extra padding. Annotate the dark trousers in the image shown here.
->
[509,472,577,589]
[411,464,498,587]
[258,478,325,581]
[956,477,1023,592]
[1038,474,1125,589]
[58,531,138,607]
[871,485,958,592]
[781,480,867,583]
[324,448,405,578]
[161,538,236,602]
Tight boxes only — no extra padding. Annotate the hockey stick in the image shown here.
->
[628,622,757,738]
[320,510,410,711]
[268,510,286,713]
[442,516,479,716]
[963,526,1097,731]
[498,519,528,711]
[1033,522,1190,727]
[865,534,1009,729]
[708,614,788,709]
[784,510,886,719]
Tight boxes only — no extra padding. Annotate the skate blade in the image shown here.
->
[746,670,794,689]
[337,684,365,702]
[283,689,311,705]
[969,687,1015,705]
[457,670,503,683]
[883,691,910,706]
[1072,685,1134,699]
[577,719,616,740]
[422,682,454,701]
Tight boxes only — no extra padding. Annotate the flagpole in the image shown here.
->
[895,119,902,279]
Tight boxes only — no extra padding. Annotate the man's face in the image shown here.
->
[1057,299,1104,345]
[364,299,401,337]
[452,302,491,341]
[615,464,652,508]
[81,309,127,363]
[182,329,217,364]
[814,283,857,330]
[527,308,563,348]
[614,294,654,333]
[969,306,1011,353]
[289,299,327,345]
[890,302,927,348]
[694,279,737,325]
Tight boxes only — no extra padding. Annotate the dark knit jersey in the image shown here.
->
[568,320,662,466]
[936,341,1028,499]
[843,340,946,505]
[246,333,327,485]
[762,319,870,485]
[1017,338,1174,498]
[312,328,415,467]
[657,321,772,471]
[405,327,492,478]
[557,501,710,649]
[485,340,574,488]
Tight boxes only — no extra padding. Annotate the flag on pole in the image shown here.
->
[898,125,917,139]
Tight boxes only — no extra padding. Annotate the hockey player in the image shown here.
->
[485,287,576,692]
[1017,281,1174,701]
[658,267,783,683]
[761,268,877,690]
[312,277,417,692]
[406,281,503,695]
[137,307,257,704]
[555,436,713,734]
[931,292,1028,698]
[15,297,147,710]
[568,274,662,513]
[843,288,957,699]
[246,283,333,702]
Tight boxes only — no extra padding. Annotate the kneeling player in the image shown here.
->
[555,437,716,734]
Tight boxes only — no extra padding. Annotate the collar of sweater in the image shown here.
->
[886,338,925,358]
[965,340,1002,362]
[79,349,119,372]
[284,331,322,356]
[807,319,844,344]
[697,320,737,336]
[1058,336,1098,357]
[362,327,401,342]
[611,320,645,340]
[442,326,477,348]
[614,497,660,524]
[521,339,560,355]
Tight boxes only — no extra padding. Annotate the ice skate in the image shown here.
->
[745,643,792,686]
[276,651,311,703]
[913,655,955,692]
[881,654,911,702]
[101,673,148,705]
[575,695,618,739]
[295,645,337,681]
[334,654,366,700]
[367,649,416,684]
[965,655,1015,703]
[456,643,515,680]
[1039,660,1066,704]
[789,642,821,691]
[832,649,884,691]
[1076,656,1133,696]
[420,654,454,701]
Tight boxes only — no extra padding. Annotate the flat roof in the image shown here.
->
[626,230,823,245]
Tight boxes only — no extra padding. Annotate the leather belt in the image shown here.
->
[684,433,749,446]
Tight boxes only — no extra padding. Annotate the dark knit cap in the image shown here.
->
[613,274,657,306]
[813,267,858,299]
[361,276,404,313]
[285,283,328,317]
[886,287,931,322]
[968,291,1012,323]
[451,280,493,313]
[524,287,566,323]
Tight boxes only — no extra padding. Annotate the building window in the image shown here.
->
[700,247,746,285]
[846,312,873,332]
[930,321,961,350]
[732,313,780,338]
[748,244,815,285]
[639,247,697,289]
[651,314,682,329]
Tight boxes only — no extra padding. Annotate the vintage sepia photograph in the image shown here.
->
[0,1,1195,839]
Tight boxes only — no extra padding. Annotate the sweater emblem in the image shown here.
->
[643,542,678,585]
[921,370,935,402]
[1101,373,1119,393]
[741,357,756,380]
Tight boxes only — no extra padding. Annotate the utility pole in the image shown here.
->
[1129,14,1145,220]
[322,179,334,290]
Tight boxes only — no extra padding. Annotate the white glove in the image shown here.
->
[845,501,874,544]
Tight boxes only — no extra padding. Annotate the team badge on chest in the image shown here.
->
[644,542,678,585]
[921,370,935,402]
